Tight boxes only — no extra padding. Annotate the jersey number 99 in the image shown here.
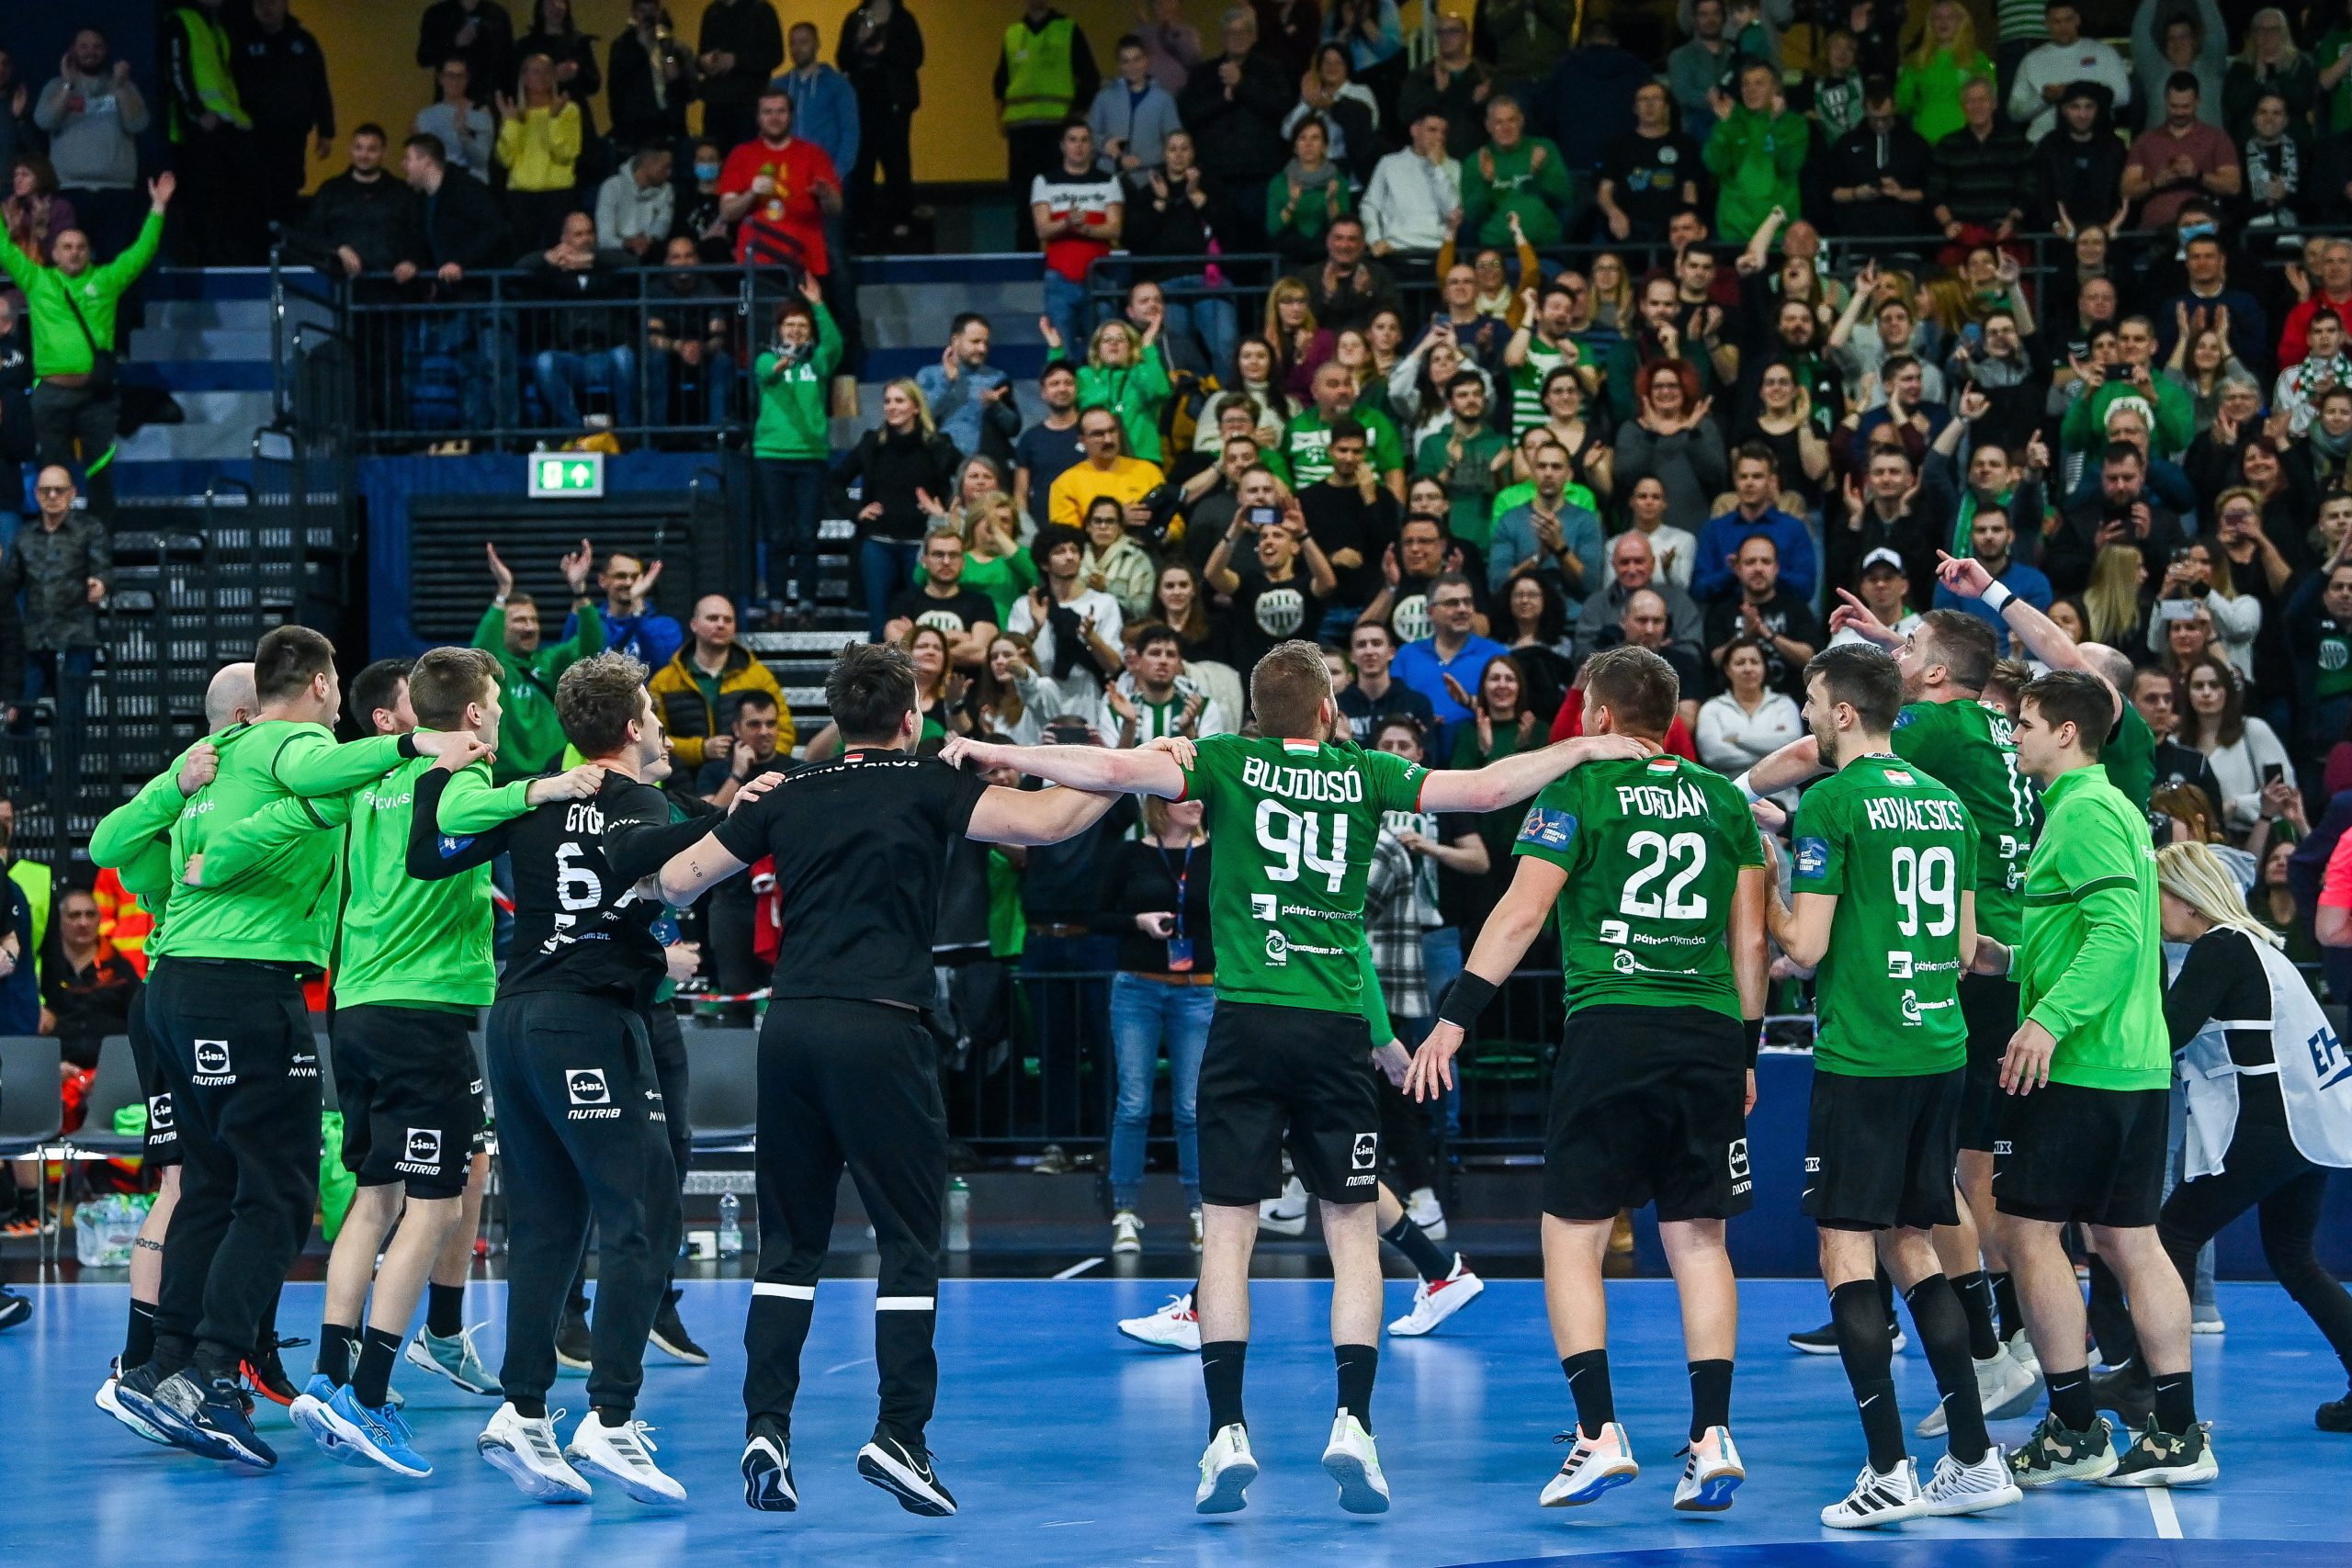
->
[1891,845,1957,937]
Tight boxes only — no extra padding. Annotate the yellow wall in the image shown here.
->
[301,0,1272,191]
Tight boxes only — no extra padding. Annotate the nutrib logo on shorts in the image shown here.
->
[191,1039,234,1087]
[567,1067,620,1120]
[396,1127,444,1175]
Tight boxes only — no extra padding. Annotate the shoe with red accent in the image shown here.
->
[1116,1292,1201,1352]
[241,1334,307,1407]
[1387,1255,1486,1337]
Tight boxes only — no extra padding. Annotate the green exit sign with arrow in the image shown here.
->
[528,452,605,499]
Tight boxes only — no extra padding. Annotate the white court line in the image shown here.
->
[1051,1257,1104,1280]
[822,1357,875,1375]
[2146,1487,2183,1540]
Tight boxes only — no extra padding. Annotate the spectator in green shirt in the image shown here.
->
[1265,113,1351,265]
[1459,95,1570,247]
[1894,1,1994,143]
[1701,61,1809,244]
[471,539,605,782]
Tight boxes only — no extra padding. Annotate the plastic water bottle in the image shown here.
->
[718,1191,743,1258]
[945,1179,971,1253]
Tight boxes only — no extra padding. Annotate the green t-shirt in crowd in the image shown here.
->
[1283,405,1406,488]
[1415,424,1510,549]
[1512,753,1764,1021]
[2101,701,2155,815]
[2015,764,2168,1091]
[1891,696,2035,944]
[1791,753,1977,1077]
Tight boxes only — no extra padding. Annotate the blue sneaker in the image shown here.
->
[141,1371,278,1469]
[322,1381,433,1478]
[407,1324,501,1395]
[290,1376,368,1466]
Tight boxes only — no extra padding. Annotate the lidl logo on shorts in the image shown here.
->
[397,1127,445,1175]
[147,1093,175,1134]
[192,1039,234,1086]
[1351,1132,1377,1171]
[1517,806,1577,848]
[1251,894,1278,921]
[1264,930,1289,966]
[1727,1138,1750,1180]
[567,1068,620,1120]
[1886,951,1913,979]
[1795,837,1828,878]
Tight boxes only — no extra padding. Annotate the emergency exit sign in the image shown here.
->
[529,452,605,498]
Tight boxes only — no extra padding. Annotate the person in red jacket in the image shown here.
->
[718,88,842,278]
[2279,238,2352,372]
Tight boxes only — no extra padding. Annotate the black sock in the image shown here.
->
[1562,1349,1614,1437]
[427,1282,465,1338]
[2045,1365,2096,1432]
[1830,1279,1905,1473]
[2086,1255,2141,1373]
[1989,1272,2020,1342]
[1201,1340,1248,1438]
[1381,1213,1450,1284]
[511,1393,548,1418]
[352,1326,402,1408]
[193,1341,241,1384]
[122,1299,156,1371]
[1686,1358,1733,1444]
[1905,1274,1991,1465]
[1334,1343,1378,1431]
[152,1330,195,1377]
[2152,1371,2197,1435]
[594,1404,631,1427]
[1951,1269,2001,1360]
[317,1322,356,1385]
[1874,1265,1897,1324]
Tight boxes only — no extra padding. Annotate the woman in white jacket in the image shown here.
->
[2147,536,2260,680]
[2178,651,2292,834]
[1696,638,1805,815]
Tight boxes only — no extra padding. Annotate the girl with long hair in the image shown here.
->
[1263,276,1322,397]
[2082,543,2150,649]
[839,377,963,640]
[2177,652,2292,832]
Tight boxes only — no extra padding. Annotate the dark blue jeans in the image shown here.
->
[755,457,830,607]
[533,345,639,430]
[861,536,922,642]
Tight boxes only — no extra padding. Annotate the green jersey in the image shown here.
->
[1791,754,1977,1076]
[1891,697,2034,943]
[1513,754,1764,1021]
[1176,733,1428,1014]
[1282,406,1407,488]
[2016,765,2168,1090]
[158,722,412,966]
[2100,701,2155,814]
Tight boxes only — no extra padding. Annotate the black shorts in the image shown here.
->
[1197,1000,1381,1208]
[332,1004,483,1200]
[1544,1005,1751,1224]
[127,981,178,1168]
[1956,973,2019,1154]
[1994,1081,2170,1228]
[1804,1066,1963,1232]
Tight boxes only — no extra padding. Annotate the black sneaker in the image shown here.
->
[2008,1411,2118,1486]
[242,1334,307,1407]
[2098,1418,2218,1488]
[741,1414,798,1512]
[2317,1391,2352,1433]
[1788,1318,1907,1355]
[857,1427,956,1516]
[648,1292,709,1366]
[0,1285,28,1332]
[148,1371,279,1469]
[556,1303,594,1371]
[2090,1366,2154,1430]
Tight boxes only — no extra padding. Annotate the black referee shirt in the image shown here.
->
[713,749,990,1009]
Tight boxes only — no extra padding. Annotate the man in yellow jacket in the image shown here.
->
[648,595,796,771]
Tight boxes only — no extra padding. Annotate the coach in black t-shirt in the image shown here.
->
[883,530,1001,671]
[656,641,1130,1517]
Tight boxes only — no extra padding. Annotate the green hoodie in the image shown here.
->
[473,602,605,782]
[1702,105,1808,243]
[1051,341,1174,466]
[0,209,164,378]
[2061,374,2196,460]
[752,301,842,460]
[156,723,413,965]
[1460,137,1571,248]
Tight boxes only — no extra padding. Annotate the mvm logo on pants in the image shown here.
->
[567,1067,620,1120]
[192,1040,234,1087]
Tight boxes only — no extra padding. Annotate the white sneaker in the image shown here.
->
[2005,1328,2040,1379]
[1919,1446,2023,1516]
[1195,1422,1258,1513]
[1116,1292,1201,1352]
[1539,1420,1638,1506]
[1387,1255,1486,1337]
[478,1402,593,1503]
[1405,1186,1447,1241]
[1111,1210,1143,1254]
[96,1371,171,1446]
[565,1411,686,1504]
[1821,1458,1925,1528]
[2190,1314,2225,1335]
[1190,1209,1204,1251]
[1674,1425,1745,1512]
[1321,1412,1391,1514]
[1917,1348,2039,1436]
[1259,1177,1308,1237]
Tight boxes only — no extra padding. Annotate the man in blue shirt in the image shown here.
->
[915,312,1019,459]
[1487,441,1606,603]
[1693,441,1818,602]
[774,23,859,192]
[566,551,683,671]
[1931,502,2050,656]
[1391,571,1507,760]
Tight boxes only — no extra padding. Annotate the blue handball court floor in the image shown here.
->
[5,1277,2346,1568]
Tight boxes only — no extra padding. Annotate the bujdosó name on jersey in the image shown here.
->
[1241,754,1368,803]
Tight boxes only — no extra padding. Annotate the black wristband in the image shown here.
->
[1742,1017,1763,1067]
[1436,971,1498,1029]
[397,734,421,759]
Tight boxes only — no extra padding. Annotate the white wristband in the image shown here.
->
[1980,581,2014,615]
[1734,770,1763,805]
